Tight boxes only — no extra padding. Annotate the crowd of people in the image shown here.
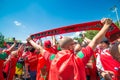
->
[0,18,120,80]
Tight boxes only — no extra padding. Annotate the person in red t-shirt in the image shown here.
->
[27,36,58,80]
[89,39,110,80]
[25,46,38,80]
[0,40,17,80]
[97,40,120,80]
[3,44,24,80]
[48,18,113,80]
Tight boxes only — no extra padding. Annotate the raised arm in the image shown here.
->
[52,35,57,46]
[88,18,112,50]
[7,40,17,52]
[0,40,17,60]
[38,38,43,47]
[17,44,24,51]
[27,36,44,55]
[81,34,91,47]
[83,37,91,43]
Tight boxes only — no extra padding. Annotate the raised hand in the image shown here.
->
[101,18,112,26]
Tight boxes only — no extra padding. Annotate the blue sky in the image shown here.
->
[0,0,120,41]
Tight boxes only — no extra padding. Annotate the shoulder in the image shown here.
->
[52,50,72,61]
[81,46,94,53]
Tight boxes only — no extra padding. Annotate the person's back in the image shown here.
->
[49,45,94,80]
[36,40,58,80]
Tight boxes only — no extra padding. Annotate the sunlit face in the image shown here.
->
[65,40,76,50]
[101,42,109,49]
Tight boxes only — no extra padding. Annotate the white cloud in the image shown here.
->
[13,21,22,26]
[13,20,26,29]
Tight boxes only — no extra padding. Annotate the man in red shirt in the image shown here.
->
[27,37,58,80]
[25,47,38,80]
[0,40,17,80]
[48,18,113,80]
[36,39,58,80]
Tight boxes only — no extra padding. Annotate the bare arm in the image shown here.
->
[17,44,24,52]
[38,38,43,47]
[88,18,112,50]
[52,35,57,46]
[27,37,44,55]
[82,34,91,43]
[7,40,17,52]
[84,37,91,43]
[81,34,91,47]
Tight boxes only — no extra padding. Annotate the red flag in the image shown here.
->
[30,21,120,42]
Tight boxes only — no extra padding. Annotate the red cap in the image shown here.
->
[59,35,63,39]
[44,40,51,48]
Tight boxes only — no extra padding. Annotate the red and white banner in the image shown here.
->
[30,21,120,42]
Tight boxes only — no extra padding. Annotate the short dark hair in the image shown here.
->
[29,47,35,52]
[100,40,110,45]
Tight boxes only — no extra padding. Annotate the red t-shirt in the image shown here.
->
[36,46,58,80]
[49,46,93,80]
[26,52,38,71]
[0,50,10,80]
[100,53,120,80]
[0,59,5,80]
[6,56,18,80]
[36,54,47,80]
[3,50,23,80]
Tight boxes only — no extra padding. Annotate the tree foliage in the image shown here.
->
[4,38,21,43]
[115,21,120,28]
[74,30,98,43]
[74,37,83,43]
[85,30,99,40]
[0,33,5,47]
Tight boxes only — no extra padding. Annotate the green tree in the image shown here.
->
[4,38,21,43]
[85,30,98,40]
[4,38,14,42]
[74,30,98,43]
[115,21,120,28]
[74,37,83,43]
[0,33,5,47]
